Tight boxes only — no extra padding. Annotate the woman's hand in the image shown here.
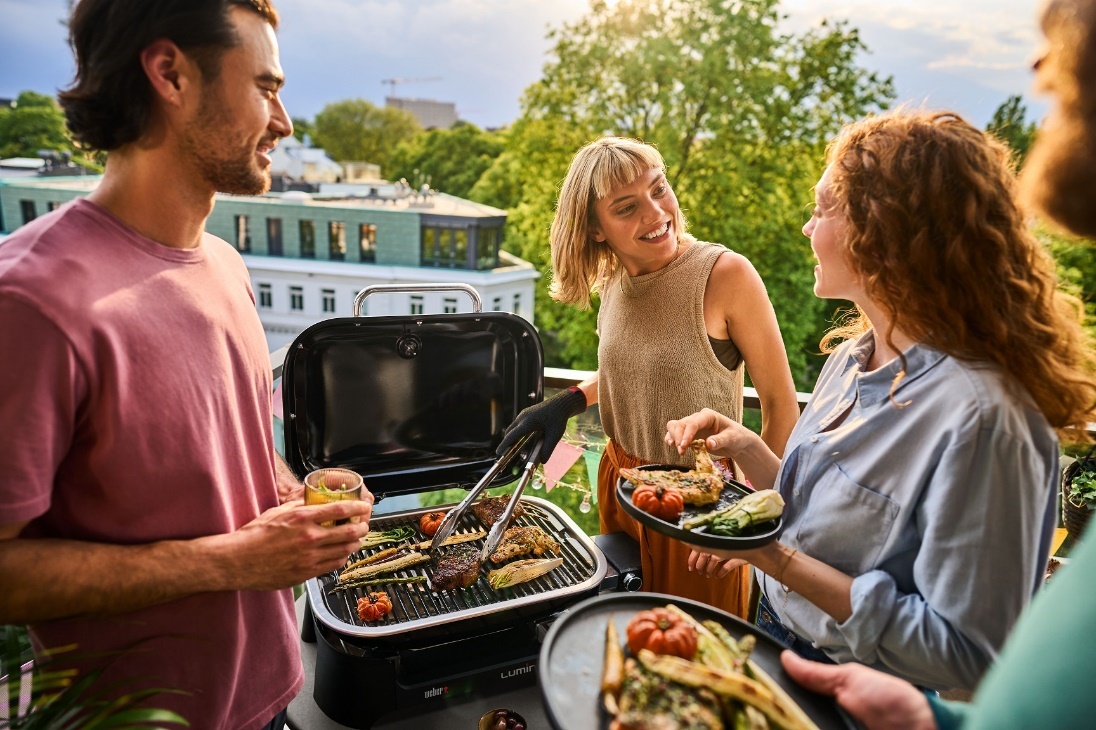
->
[665,408,758,459]
[687,541,779,578]
[780,651,936,730]
[689,549,748,578]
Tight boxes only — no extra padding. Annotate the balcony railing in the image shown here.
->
[271,346,1093,538]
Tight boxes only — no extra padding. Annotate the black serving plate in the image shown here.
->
[539,592,857,730]
[617,463,783,550]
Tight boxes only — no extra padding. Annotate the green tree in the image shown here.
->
[291,115,315,144]
[986,94,1037,167]
[477,0,894,385]
[0,91,72,159]
[312,99,421,176]
[388,121,506,198]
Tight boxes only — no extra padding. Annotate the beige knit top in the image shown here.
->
[597,240,744,466]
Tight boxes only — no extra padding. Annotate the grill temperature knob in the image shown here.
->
[621,572,642,592]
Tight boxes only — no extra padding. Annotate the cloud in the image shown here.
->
[0,0,1050,131]
[274,0,589,127]
[778,0,1047,125]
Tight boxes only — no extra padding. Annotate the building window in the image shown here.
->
[258,283,272,309]
[20,200,36,224]
[328,221,346,261]
[477,225,502,270]
[322,288,336,313]
[454,229,468,266]
[420,225,468,268]
[410,295,424,315]
[47,201,61,212]
[267,218,283,256]
[492,297,502,311]
[443,297,457,314]
[513,293,521,317]
[359,223,377,262]
[299,220,315,258]
[290,286,304,311]
[234,215,251,252]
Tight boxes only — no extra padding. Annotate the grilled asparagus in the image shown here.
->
[338,551,429,583]
[410,530,486,551]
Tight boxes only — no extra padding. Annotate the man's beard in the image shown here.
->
[182,88,271,196]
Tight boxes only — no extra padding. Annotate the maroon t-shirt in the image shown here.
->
[0,199,302,729]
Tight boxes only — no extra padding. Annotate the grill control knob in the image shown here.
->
[621,572,642,592]
[396,334,422,359]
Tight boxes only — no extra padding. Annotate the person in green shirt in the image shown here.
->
[778,0,1096,727]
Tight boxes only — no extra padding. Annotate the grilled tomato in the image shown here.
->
[356,591,393,622]
[419,511,446,537]
[626,607,697,659]
[632,483,684,522]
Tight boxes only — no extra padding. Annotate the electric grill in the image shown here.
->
[282,284,609,729]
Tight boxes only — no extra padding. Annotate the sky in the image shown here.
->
[0,0,1048,131]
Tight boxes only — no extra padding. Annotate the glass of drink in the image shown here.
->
[304,467,365,526]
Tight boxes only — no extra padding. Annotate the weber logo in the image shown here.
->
[423,686,448,699]
[500,662,535,679]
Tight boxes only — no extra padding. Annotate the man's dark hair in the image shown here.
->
[58,0,279,152]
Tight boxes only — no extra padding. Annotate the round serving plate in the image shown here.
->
[538,592,857,730]
[617,464,783,550]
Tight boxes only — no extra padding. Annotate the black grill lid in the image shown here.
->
[281,287,543,499]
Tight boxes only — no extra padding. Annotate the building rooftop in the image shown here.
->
[0,176,506,219]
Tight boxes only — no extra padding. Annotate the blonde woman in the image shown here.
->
[497,137,800,617]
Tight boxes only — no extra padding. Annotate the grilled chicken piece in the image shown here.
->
[620,440,724,507]
[430,544,482,590]
[471,495,525,527]
[489,526,560,563]
[616,657,724,730]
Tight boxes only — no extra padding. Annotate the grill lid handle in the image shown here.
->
[352,283,483,316]
[427,432,532,552]
[480,437,544,564]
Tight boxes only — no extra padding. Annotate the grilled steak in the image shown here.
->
[489,526,560,563]
[471,495,525,527]
[616,658,724,730]
[430,544,482,590]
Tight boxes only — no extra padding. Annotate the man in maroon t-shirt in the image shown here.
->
[0,2,373,729]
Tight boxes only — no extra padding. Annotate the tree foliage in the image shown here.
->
[388,122,506,198]
[0,91,73,159]
[477,0,895,385]
[986,94,1037,168]
[312,99,421,176]
[291,115,315,144]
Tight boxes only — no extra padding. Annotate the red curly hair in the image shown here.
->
[820,110,1096,441]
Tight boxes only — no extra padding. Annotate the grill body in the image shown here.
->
[281,290,608,728]
[307,498,605,728]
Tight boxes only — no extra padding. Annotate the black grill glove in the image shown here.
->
[496,386,587,461]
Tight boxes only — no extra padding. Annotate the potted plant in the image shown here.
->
[1,624,188,729]
[1062,449,1096,542]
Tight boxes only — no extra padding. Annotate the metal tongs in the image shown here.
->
[479,436,543,564]
[427,432,539,554]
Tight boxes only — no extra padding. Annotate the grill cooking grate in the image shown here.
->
[318,499,599,630]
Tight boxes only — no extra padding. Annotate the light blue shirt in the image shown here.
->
[759,331,1059,691]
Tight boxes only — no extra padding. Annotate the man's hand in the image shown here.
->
[780,651,937,730]
[222,495,374,590]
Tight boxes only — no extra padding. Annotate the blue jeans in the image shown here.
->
[756,593,835,664]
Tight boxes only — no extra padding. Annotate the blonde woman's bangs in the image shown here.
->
[588,144,666,202]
